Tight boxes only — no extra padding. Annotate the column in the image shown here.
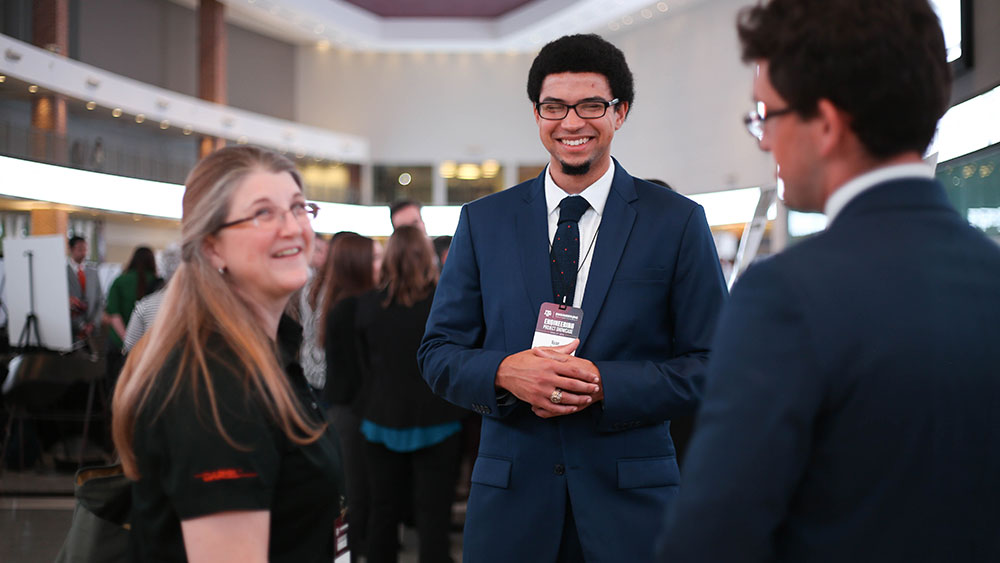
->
[197,0,226,158]
[30,0,69,163]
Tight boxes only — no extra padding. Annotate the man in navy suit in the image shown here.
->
[419,34,727,562]
[659,1,1000,561]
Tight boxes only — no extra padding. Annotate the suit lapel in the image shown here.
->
[579,161,637,348]
[67,264,82,295]
[515,173,552,314]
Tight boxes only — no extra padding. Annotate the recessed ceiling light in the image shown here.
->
[0,75,6,83]
[641,8,653,19]
[657,2,669,12]
[112,108,122,117]
[86,101,97,110]
[183,126,193,135]
[623,15,634,25]
[135,114,145,123]
[28,84,39,93]
[159,120,170,129]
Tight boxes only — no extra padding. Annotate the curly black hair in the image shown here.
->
[527,34,634,114]
[737,0,950,159]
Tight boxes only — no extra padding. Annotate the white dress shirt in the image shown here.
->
[544,161,615,310]
[824,162,935,225]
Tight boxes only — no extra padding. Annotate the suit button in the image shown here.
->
[554,464,565,475]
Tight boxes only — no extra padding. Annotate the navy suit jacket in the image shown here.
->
[659,178,1000,562]
[419,160,727,562]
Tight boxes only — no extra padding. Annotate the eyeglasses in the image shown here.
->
[536,98,620,120]
[743,101,795,141]
[217,201,319,232]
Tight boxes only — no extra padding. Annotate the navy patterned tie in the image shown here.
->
[550,196,590,307]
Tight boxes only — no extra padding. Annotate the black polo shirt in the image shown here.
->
[130,316,343,562]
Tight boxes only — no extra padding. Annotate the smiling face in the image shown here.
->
[535,72,627,192]
[205,169,314,311]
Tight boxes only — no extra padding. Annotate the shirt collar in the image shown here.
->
[544,160,615,218]
[824,162,934,224]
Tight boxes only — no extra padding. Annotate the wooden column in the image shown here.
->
[30,208,69,237]
[197,0,227,159]
[31,0,69,163]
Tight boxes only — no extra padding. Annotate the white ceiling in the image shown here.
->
[170,0,696,52]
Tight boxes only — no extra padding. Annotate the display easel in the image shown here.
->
[728,184,778,288]
[1,238,106,474]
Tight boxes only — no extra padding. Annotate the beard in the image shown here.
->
[560,159,592,176]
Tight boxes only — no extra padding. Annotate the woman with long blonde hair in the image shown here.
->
[353,226,467,563]
[112,146,343,562]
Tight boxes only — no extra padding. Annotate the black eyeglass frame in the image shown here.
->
[743,103,795,141]
[216,202,320,232]
[535,98,621,120]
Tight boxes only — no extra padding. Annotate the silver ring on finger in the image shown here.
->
[549,388,563,404]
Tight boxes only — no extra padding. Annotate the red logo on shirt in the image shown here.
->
[193,468,259,482]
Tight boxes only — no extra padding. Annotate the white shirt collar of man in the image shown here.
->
[824,162,935,225]
[544,160,615,219]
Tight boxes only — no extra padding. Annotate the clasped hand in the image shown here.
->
[495,339,603,419]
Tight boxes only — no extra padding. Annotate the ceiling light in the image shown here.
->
[135,114,145,123]
[623,15,634,25]
[482,159,500,178]
[657,2,669,12]
[0,75,6,83]
[159,120,170,130]
[182,126,193,135]
[609,22,621,31]
[112,108,122,118]
[398,172,412,186]
[456,163,481,181]
[28,84,38,93]
[439,161,457,179]
[641,8,653,19]
[85,101,97,110]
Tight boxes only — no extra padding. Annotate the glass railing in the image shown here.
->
[0,120,197,185]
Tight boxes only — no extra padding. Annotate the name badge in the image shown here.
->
[333,513,350,563]
[531,302,583,351]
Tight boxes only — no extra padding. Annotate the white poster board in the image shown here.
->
[4,235,74,351]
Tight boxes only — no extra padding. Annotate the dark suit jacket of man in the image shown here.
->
[419,160,728,562]
[659,178,1000,562]
[67,261,103,336]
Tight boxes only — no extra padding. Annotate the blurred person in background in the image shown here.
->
[389,199,426,234]
[321,231,382,561]
[297,233,331,391]
[112,146,343,562]
[432,236,452,269]
[67,235,103,347]
[122,243,182,353]
[104,246,161,387]
[355,226,467,563]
